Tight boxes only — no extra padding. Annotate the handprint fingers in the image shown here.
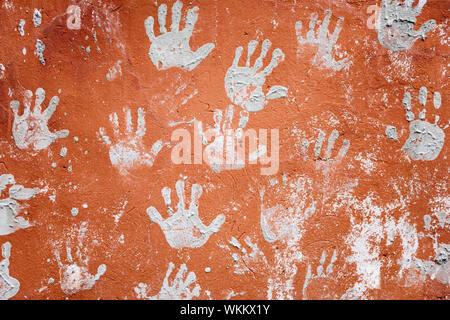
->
[23,90,33,117]
[189,42,215,70]
[329,17,345,47]
[1,242,11,259]
[246,40,258,67]
[175,180,186,212]
[174,263,188,286]
[266,86,288,100]
[189,184,203,210]
[307,13,319,42]
[33,88,45,115]
[136,108,146,137]
[232,46,244,67]
[184,7,199,35]
[324,129,339,159]
[42,95,60,120]
[161,186,173,215]
[261,48,285,77]
[295,21,304,42]
[318,10,333,41]
[253,39,271,72]
[109,112,120,136]
[417,19,436,39]
[147,206,164,225]
[10,101,20,117]
[170,0,183,32]
[158,4,168,34]
[144,16,156,42]
[55,130,70,139]
[125,108,134,133]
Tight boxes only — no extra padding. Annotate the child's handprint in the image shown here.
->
[225,39,287,112]
[98,107,163,175]
[10,88,69,151]
[144,0,214,70]
[147,180,225,249]
[135,262,200,300]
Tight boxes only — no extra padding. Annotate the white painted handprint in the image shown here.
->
[10,88,69,151]
[147,180,225,249]
[296,10,352,71]
[144,0,214,70]
[377,0,436,51]
[225,39,287,112]
[386,87,446,161]
[0,174,40,236]
[0,242,20,300]
[199,105,266,172]
[300,129,350,162]
[98,107,163,175]
[302,249,338,299]
[135,262,200,300]
[54,246,106,295]
[221,236,267,275]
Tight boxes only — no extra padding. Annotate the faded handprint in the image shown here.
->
[221,236,267,275]
[296,10,352,71]
[300,129,350,162]
[225,39,287,112]
[199,105,266,172]
[98,107,163,175]
[54,246,106,295]
[135,262,200,300]
[302,249,338,299]
[10,88,69,151]
[147,180,225,249]
[144,0,214,70]
[377,0,436,51]
[387,87,446,161]
[0,174,40,236]
[0,242,20,300]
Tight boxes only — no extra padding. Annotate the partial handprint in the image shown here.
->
[377,0,436,51]
[300,129,350,162]
[98,107,163,175]
[10,88,69,151]
[387,87,446,161]
[302,249,338,299]
[54,246,106,295]
[135,262,200,300]
[0,174,40,236]
[221,236,267,275]
[225,39,287,112]
[199,105,266,172]
[147,180,225,249]
[0,242,20,300]
[144,0,214,70]
[296,10,352,71]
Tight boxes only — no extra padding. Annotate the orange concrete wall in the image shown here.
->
[0,0,448,300]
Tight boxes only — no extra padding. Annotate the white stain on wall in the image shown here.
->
[0,242,20,300]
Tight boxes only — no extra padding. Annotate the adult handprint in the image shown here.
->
[377,0,436,51]
[147,180,225,249]
[10,88,69,151]
[225,39,287,112]
[144,0,214,70]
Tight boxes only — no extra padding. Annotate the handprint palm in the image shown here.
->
[144,0,214,70]
[147,180,225,249]
[225,39,287,112]
[10,88,69,151]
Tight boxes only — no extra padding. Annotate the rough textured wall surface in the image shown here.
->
[0,0,448,300]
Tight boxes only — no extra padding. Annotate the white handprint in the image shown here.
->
[221,236,267,275]
[0,242,20,300]
[377,0,436,51]
[296,10,352,71]
[147,180,225,249]
[144,0,214,70]
[300,129,350,162]
[225,39,287,112]
[54,246,106,295]
[135,262,200,300]
[199,105,266,173]
[98,107,163,175]
[0,174,40,236]
[387,87,446,161]
[302,249,338,299]
[10,88,69,151]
